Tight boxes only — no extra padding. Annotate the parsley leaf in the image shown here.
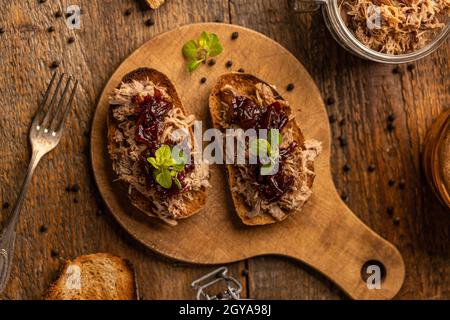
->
[182,31,223,73]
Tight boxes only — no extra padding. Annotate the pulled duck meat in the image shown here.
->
[219,83,322,220]
[341,0,450,54]
[108,79,210,222]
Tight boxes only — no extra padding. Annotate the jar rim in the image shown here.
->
[323,0,450,63]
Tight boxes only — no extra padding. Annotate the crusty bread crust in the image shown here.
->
[209,73,315,226]
[107,68,206,222]
[44,253,137,300]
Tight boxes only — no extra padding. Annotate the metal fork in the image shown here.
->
[0,73,78,293]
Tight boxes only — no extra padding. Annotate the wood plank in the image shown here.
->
[230,0,450,299]
[0,0,249,300]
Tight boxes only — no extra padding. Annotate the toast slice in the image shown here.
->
[146,0,165,9]
[209,73,321,226]
[44,253,137,300]
[107,68,209,225]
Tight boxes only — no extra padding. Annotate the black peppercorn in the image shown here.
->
[226,60,233,68]
[2,202,10,209]
[50,249,59,258]
[326,97,335,105]
[368,164,376,172]
[71,184,80,192]
[341,192,349,201]
[328,115,336,123]
[208,59,216,66]
[145,18,154,27]
[68,36,75,44]
[392,66,400,74]
[388,179,396,187]
[0,27,4,34]
[47,26,55,33]
[286,83,295,92]
[231,32,239,40]
[39,0,47,3]
[393,217,400,225]
[387,207,394,215]
[54,11,63,18]
[124,9,132,16]
[338,136,347,147]
[387,114,395,122]
[339,119,346,126]
[407,64,415,71]
[200,77,207,84]
[238,68,245,73]
[398,179,406,190]
[50,61,60,69]
[387,122,396,131]
[343,164,351,172]
[39,225,48,233]
[241,269,249,276]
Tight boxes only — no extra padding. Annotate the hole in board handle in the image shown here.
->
[361,260,387,284]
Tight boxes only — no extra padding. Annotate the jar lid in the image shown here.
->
[423,109,450,208]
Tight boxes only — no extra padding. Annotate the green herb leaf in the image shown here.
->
[147,157,159,169]
[207,34,223,57]
[268,129,282,146]
[250,138,271,158]
[182,40,198,59]
[147,144,188,189]
[155,168,172,189]
[182,31,223,73]
[155,144,172,161]
[174,176,182,190]
[187,59,204,73]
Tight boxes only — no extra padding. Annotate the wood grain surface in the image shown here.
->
[0,0,448,300]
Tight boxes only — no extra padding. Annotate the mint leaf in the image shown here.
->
[199,31,210,49]
[182,40,198,59]
[156,144,172,161]
[155,168,172,189]
[208,34,223,57]
[250,138,271,158]
[187,59,203,73]
[147,157,159,169]
[182,31,223,73]
[174,176,182,190]
[268,129,282,146]
[148,144,189,189]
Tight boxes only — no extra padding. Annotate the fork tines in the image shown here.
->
[33,73,78,133]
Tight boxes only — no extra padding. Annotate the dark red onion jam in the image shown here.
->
[230,96,288,130]
[229,95,296,202]
[131,90,190,195]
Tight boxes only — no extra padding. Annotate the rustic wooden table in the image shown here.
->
[0,0,448,300]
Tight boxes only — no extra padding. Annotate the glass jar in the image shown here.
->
[291,0,450,63]
[423,109,450,209]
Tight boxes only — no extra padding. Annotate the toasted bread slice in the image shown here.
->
[107,68,207,225]
[44,253,137,300]
[209,73,316,226]
[146,0,165,9]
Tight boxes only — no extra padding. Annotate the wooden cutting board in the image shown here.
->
[91,23,405,300]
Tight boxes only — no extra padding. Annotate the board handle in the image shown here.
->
[287,194,405,300]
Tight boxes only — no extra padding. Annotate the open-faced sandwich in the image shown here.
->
[108,68,210,226]
[209,73,322,225]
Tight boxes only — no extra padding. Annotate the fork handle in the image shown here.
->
[0,149,42,293]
